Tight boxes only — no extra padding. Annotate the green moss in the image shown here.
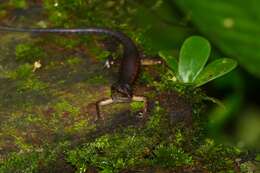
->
[195,138,240,172]
[66,56,83,66]
[42,0,158,56]
[138,71,155,85]
[67,134,152,173]
[43,0,134,28]
[256,153,260,161]
[93,48,111,62]
[66,104,190,172]
[8,0,28,9]
[65,100,241,172]
[6,64,47,92]
[86,75,108,85]
[0,9,7,18]
[240,162,256,173]
[151,144,193,168]
[65,119,96,135]
[15,44,46,63]
[51,36,82,49]
[54,100,80,117]
[145,102,164,130]
[0,152,39,173]
[9,64,33,80]
[15,138,34,154]
[16,78,47,92]
[0,142,70,173]
[130,101,144,112]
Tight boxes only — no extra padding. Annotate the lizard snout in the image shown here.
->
[111,83,133,101]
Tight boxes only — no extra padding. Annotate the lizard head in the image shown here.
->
[111,82,133,101]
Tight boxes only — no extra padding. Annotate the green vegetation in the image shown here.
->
[175,0,260,78]
[86,75,109,85]
[151,144,193,168]
[9,63,34,80]
[66,103,240,173]
[54,100,80,117]
[0,142,70,173]
[159,36,237,88]
[66,56,83,66]
[8,0,28,9]
[15,43,46,63]
[5,63,47,92]
[130,101,145,112]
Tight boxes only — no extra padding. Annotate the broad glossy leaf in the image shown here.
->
[178,36,211,83]
[175,0,260,78]
[159,51,178,72]
[194,58,237,87]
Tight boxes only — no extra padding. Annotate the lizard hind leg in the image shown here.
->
[140,55,163,66]
[95,98,114,121]
[141,59,162,66]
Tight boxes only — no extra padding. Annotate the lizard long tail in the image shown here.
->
[0,26,140,85]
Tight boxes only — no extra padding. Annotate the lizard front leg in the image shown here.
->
[95,95,148,121]
[95,82,147,121]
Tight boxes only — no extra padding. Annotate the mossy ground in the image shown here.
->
[0,33,242,173]
[0,2,257,173]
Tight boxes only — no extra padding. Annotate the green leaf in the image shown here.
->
[159,51,178,72]
[178,36,211,83]
[207,94,242,135]
[256,153,260,161]
[175,0,260,78]
[194,58,237,87]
